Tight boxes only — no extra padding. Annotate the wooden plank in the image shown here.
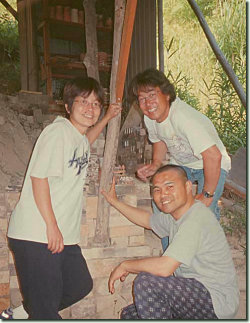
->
[224,181,246,200]
[227,148,246,189]
[19,90,43,94]
[83,0,99,82]
[26,0,39,91]
[224,147,246,199]
[115,0,138,100]
[42,0,52,97]
[94,0,137,246]
[17,0,28,91]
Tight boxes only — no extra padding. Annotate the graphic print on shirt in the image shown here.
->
[167,135,199,164]
[68,148,89,175]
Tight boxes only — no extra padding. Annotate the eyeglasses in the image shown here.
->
[73,98,101,109]
[138,91,160,106]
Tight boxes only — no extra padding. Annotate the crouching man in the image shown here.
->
[101,165,239,319]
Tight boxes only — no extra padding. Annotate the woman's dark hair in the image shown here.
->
[129,68,176,105]
[63,76,104,112]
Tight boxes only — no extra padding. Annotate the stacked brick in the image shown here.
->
[0,93,162,318]
[0,189,21,312]
[69,179,159,319]
[0,178,161,319]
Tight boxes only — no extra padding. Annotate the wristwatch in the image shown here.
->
[202,190,214,198]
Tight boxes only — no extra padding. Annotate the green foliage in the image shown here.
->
[0,14,19,60]
[164,0,217,24]
[0,13,20,94]
[163,0,246,155]
[167,71,200,109]
[201,70,246,154]
[199,0,246,154]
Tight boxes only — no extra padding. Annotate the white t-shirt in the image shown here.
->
[8,117,90,245]
[150,201,239,319]
[144,97,231,171]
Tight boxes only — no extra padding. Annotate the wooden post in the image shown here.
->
[26,0,39,91]
[42,0,52,97]
[93,0,137,246]
[17,0,28,91]
[157,0,164,72]
[17,0,39,92]
[83,0,99,82]
[187,0,246,109]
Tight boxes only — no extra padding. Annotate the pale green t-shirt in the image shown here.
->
[144,97,231,171]
[8,116,90,245]
[150,201,239,319]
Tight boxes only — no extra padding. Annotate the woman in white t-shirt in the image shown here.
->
[4,77,121,320]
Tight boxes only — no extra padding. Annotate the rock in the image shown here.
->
[0,115,5,126]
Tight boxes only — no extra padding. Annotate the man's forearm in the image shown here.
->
[152,141,168,168]
[122,256,180,277]
[202,145,222,193]
[111,198,151,229]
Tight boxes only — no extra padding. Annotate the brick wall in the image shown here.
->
[0,189,21,312]
[0,172,161,319]
[0,94,162,318]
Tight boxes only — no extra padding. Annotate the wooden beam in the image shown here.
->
[115,0,138,101]
[83,0,99,82]
[17,0,28,90]
[26,0,39,91]
[187,0,246,109]
[42,0,52,97]
[0,0,18,20]
[224,180,246,200]
[93,0,137,246]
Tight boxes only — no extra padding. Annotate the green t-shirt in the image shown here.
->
[150,201,239,319]
[8,117,90,245]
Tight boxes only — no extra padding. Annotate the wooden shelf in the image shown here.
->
[38,18,112,42]
[39,0,113,99]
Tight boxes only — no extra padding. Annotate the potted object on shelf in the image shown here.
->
[49,6,55,19]
[71,8,78,23]
[55,5,63,20]
[78,10,84,24]
[105,17,113,29]
[63,6,71,22]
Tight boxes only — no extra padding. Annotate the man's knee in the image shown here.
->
[133,272,156,293]
[134,272,150,284]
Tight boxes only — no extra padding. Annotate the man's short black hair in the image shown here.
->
[129,68,176,105]
[152,164,188,183]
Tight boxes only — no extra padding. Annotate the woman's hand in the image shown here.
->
[105,102,122,121]
[46,223,64,254]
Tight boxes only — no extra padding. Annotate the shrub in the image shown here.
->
[0,13,20,94]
